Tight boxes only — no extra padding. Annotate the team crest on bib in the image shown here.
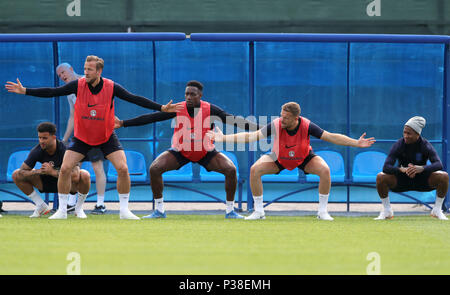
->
[289,151,295,157]
[90,110,97,117]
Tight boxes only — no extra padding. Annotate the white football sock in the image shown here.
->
[226,201,234,213]
[253,196,264,213]
[434,196,444,210]
[119,193,130,212]
[28,190,44,207]
[155,198,165,213]
[58,194,69,213]
[68,193,77,206]
[318,193,330,212]
[96,195,105,207]
[381,196,391,212]
[75,193,88,213]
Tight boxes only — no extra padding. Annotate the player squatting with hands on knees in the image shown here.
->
[207,101,376,221]
[5,55,181,220]
[11,122,91,219]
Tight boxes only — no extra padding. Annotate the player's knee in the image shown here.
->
[314,164,330,180]
[438,171,449,185]
[321,165,330,178]
[71,171,81,184]
[12,169,22,183]
[80,170,91,184]
[115,163,129,176]
[376,173,386,185]
[149,162,163,176]
[60,164,73,177]
[223,164,237,178]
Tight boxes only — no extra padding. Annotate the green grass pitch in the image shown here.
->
[0,214,449,275]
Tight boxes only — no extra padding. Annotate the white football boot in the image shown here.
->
[48,209,68,219]
[431,208,448,220]
[245,211,266,220]
[75,208,87,219]
[29,203,51,218]
[120,209,140,220]
[374,209,394,220]
[317,211,334,221]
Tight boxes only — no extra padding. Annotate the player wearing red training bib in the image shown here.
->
[172,100,215,162]
[116,80,260,219]
[5,55,180,220]
[208,102,375,221]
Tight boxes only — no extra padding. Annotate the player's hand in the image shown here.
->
[114,116,123,129]
[161,100,183,113]
[357,132,376,148]
[399,166,407,174]
[206,126,224,142]
[5,78,26,94]
[405,163,423,178]
[40,162,55,176]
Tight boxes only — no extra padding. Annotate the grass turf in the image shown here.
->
[0,214,449,275]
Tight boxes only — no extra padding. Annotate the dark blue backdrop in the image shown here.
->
[0,36,447,206]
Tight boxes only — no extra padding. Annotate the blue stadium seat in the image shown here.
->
[352,151,387,183]
[261,167,299,182]
[163,162,193,182]
[81,160,108,183]
[257,151,298,182]
[107,150,147,183]
[199,151,239,181]
[306,150,345,183]
[7,150,41,182]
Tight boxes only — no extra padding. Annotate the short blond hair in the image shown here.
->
[281,102,301,117]
[85,55,104,71]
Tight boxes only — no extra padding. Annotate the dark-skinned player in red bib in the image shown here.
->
[116,80,260,219]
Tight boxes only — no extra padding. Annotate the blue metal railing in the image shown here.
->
[0,32,186,42]
[190,33,450,43]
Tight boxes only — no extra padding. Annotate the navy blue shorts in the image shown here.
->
[168,148,219,171]
[38,175,58,193]
[68,133,123,158]
[391,172,434,192]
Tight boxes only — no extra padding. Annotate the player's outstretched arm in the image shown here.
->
[6,78,76,97]
[114,84,183,113]
[5,78,26,94]
[320,131,375,148]
[207,126,265,143]
[116,112,175,128]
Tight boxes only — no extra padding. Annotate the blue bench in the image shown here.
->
[107,150,147,183]
[81,160,109,183]
[350,151,434,209]
[0,150,56,207]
